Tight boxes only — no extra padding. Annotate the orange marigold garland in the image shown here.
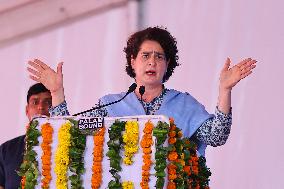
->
[184,139,200,188]
[41,123,54,188]
[167,118,183,189]
[140,120,154,189]
[184,139,211,189]
[20,176,26,189]
[91,127,106,189]
[167,118,211,189]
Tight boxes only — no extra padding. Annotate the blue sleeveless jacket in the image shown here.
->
[100,89,213,156]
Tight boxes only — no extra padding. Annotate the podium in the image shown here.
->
[18,115,211,189]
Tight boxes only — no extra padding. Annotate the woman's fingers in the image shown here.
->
[28,59,52,75]
[239,59,257,70]
[240,60,257,74]
[29,74,40,83]
[242,63,256,72]
[57,62,63,75]
[222,57,231,71]
[34,59,50,70]
[240,59,256,79]
[238,58,252,67]
[241,70,253,80]
[28,60,44,73]
[27,67,41,78]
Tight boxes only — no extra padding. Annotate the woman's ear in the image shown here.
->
[131,56,135,67]
[166,60,170,70]
[164,60,170,78]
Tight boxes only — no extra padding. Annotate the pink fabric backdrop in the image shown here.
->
[0,0,283,188]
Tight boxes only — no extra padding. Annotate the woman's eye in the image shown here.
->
[157,55,163,59]
[157,54,165,60]
[142,54,149,59]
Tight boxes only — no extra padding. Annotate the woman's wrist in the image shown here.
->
[51,87,65,107]
[217,87,232,114]
[219,84,232,94]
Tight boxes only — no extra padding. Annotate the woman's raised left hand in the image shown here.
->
[219,57,257,91]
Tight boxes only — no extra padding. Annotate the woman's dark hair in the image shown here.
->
[27,83,50,103]
[124,26,179,82]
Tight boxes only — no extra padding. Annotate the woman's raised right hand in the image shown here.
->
[27,59,65,106]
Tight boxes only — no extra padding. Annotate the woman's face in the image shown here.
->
[131,40,168,87]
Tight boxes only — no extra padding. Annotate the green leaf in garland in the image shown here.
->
[155,170,166,177]
[108,180,122,189]
[110,159,122,171]
[68,118,87,189]
[18,120,40,188]
[155,177,165,189]
[107,120,126,187]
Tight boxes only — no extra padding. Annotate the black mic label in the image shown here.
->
[77,117,104,135]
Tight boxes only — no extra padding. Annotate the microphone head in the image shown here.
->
[127,83,137,93]
[139,85,145,96]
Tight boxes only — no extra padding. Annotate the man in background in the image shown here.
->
[0,83,51,189]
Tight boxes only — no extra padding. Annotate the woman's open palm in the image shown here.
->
[27,59,64,94]
[220,58,257,91]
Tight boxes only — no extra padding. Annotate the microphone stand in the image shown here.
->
[72,83,137,116]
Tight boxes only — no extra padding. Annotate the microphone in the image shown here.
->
[139,85,145,103]
[139,85,145,97]
[73,83,137,116]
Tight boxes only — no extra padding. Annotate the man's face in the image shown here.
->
[26,91,52,121]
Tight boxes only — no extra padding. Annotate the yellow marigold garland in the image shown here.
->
[140,120,154,189]
[54,121,71,189]
[123,121,139,165]
[122,181,134,189]
[91,127,106,189]
[41,123,53,188]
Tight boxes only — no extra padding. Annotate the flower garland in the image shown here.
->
[183,139,200,188]
[106,120,126,189]
[196,156,211,189]
[167,118,184,189]
[91,126,105,189]
[183,139,211,189]
[68,119,87,188]
[140,120,154,189]
[122,181,134,189]
[54,121,71,188]
[41,123,54,188]
[123,121,139,165]
[18,120,41,188]
[17,117,211,189]
[153,121,169,189]
[167,118,211,189]
[21,177,25,189]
